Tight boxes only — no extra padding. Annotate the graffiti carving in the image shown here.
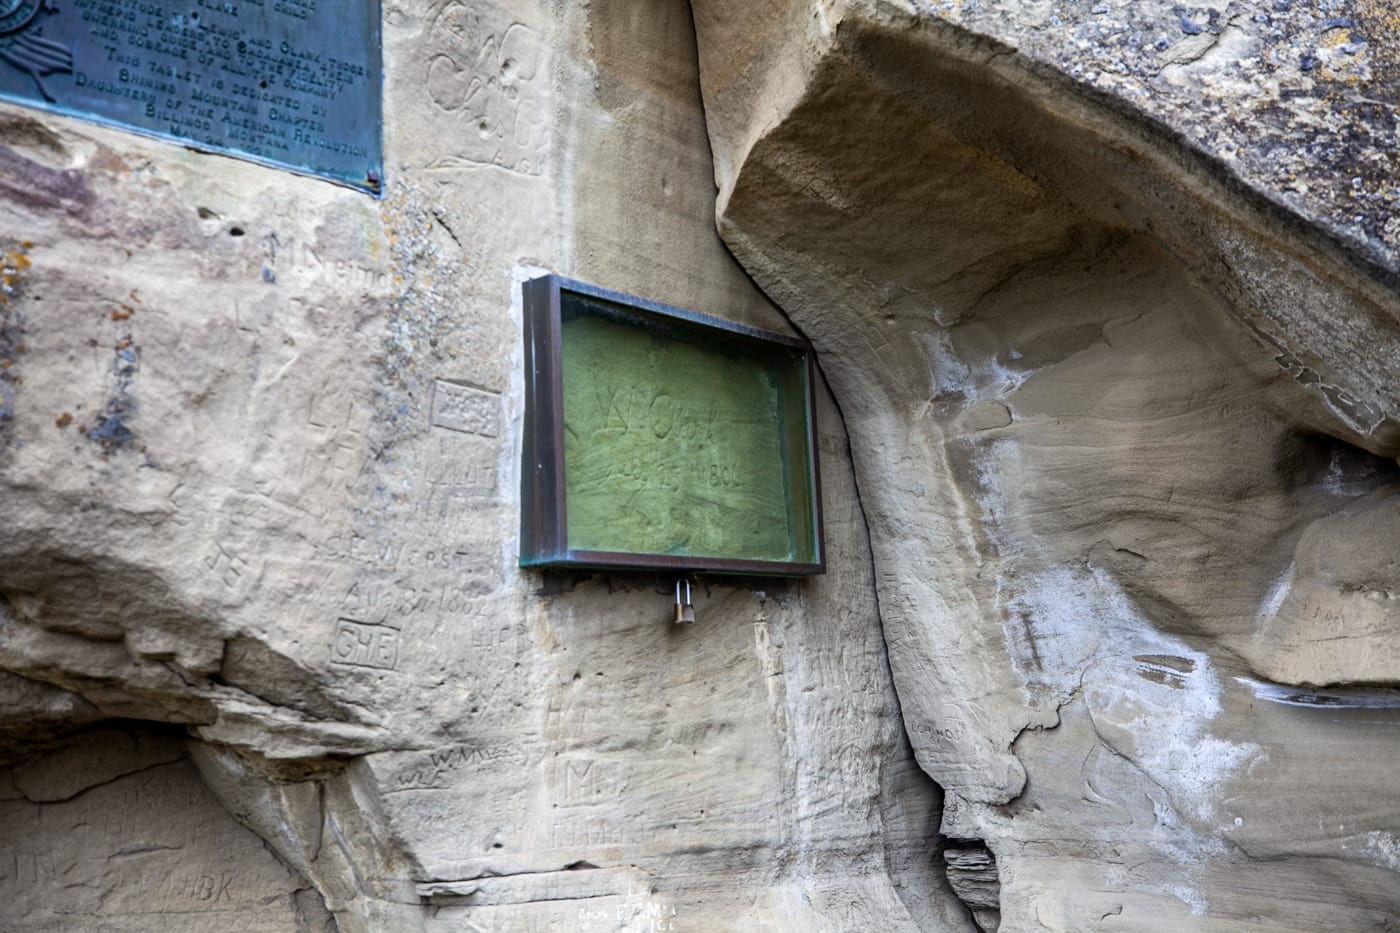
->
[422,0,547,176]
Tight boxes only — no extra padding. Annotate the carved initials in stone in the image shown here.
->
[330,618,400,670]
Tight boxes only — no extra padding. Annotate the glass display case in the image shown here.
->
[520,275,824,575]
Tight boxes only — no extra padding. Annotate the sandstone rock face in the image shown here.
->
[1,724,337,931]
[0,1,961,930]
[689,0,1400,928]
[1,0,1397,931]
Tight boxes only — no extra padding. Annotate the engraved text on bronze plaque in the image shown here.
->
[0,0,382,193]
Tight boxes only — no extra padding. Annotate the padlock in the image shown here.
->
[673,579,695,624]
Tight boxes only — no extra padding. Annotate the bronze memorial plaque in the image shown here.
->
[520,275,825,576]
[0,0,382,194]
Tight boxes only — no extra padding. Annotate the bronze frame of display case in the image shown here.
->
[519,274,825,576]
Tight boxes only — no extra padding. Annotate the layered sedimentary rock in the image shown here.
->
[0,1,959,930]
[689,0,1400,928]
[2,0,1398,930]
[1,723,337,931]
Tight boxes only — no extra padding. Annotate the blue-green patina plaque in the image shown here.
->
[521,275,825,577]
[0,0,382,194]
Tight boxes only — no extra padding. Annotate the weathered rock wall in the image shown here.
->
[689,0,1400,928]
[4,0,1399,930]
[0,2,966,931]
[2,723,338,932]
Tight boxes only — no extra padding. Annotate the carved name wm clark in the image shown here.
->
[0,0,383,193]
[519,275,825,576]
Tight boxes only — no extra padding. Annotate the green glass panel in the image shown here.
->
[560,294,814,564]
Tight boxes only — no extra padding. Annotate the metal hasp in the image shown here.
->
[0,0,383,195]
[673,579,695,624]
[519,274,826,576]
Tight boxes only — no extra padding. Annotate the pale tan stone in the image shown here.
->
[0,725,335,932]
[689,0,1400,927]
[2,0,1398,929]
[0,1,958,930]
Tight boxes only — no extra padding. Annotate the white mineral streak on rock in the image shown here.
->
[1235,676,1400,711]
[1253,563,1295,632]
[1323,446,1380,497]
[1362,830,1400,872]
[973,438,1013,557]
[999,566,1105,701]
[920,330,971,401]
[1010,563,1262,834]
[1164,883,1208,917]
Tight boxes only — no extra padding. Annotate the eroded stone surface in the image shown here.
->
[918,0,1400,276]
[2,0,1398,929]
[0,0,965,931]
[0,724,335,932]
[689,0,1400,926]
